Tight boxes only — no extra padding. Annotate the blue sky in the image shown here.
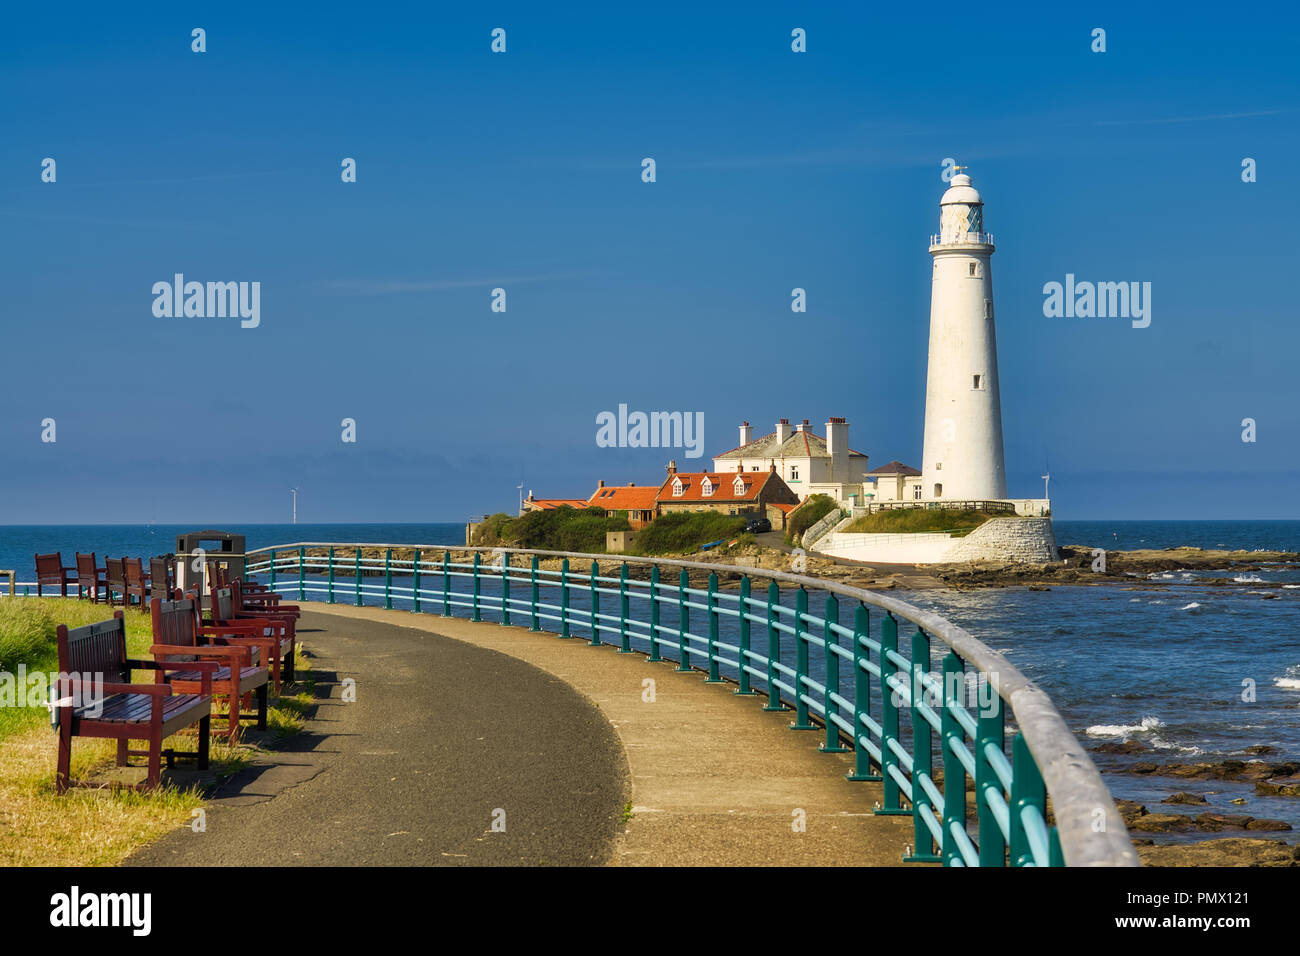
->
[1,2,1297,522]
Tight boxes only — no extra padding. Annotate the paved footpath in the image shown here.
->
[127,605,913,866]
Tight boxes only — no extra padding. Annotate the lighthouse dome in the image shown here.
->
[940,173,982,205]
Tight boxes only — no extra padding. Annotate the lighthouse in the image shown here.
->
[919,169,1007,501]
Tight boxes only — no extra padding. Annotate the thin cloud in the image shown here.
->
[1089,109,1286,127]
[320,274,576,295]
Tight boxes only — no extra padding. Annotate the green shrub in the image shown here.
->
[0,600,57,671]
[842,508,992,535]
[785,494,838,545]
[471,507,630,553]
[632,512,748,555]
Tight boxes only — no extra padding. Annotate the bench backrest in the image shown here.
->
[151,596,200,657]
[149,557,172,596]
[213,586,235,621]
[35,552,65,583]
[75,552,99,582]
[105,558,126,589]
[57,612,129,685]
[207,561,231,589]
[124,558,145,587]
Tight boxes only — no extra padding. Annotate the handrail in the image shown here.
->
[243,541,1139,867]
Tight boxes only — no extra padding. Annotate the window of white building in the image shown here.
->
[671,477,683,497]
[701,477,713,497]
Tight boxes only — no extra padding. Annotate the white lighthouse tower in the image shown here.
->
[919,169,1007,501]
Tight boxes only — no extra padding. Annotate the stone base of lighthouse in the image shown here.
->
[814,516,1059,566]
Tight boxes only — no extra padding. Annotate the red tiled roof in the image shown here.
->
[656,471,773,503]
[587,485,659,511]
[527,498,589,510]
[769,502,798,514]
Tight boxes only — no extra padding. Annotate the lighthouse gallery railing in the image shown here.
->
[246,542,1138,868]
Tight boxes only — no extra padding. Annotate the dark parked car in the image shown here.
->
[745,517,772,534]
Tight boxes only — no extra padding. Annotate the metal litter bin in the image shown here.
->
[175,530,247,600]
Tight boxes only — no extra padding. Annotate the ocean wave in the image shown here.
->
[1149,736,1202,755]
[1179,602,1201,611]
[1086,716,1165,737]
[1233,574,1265,584]
[1276,678,1300,691]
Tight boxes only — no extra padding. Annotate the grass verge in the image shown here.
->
[0,597,314,865]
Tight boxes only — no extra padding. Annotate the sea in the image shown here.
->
[4,520,1299,839]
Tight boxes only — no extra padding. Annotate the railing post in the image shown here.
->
[412,549,421,613]
[559,558,571,638]
[384,548,393,610]
[941,652,966,865]
[735,576,755,695]
[846,603,879,781]
[501,552,510,626]
[529,555,540,631]
[647,566,661,661]
[763,581,784,711]
[472,552,481,622]
[977,690,1007,866]
[618,563,632,653]
[442,552,451,616]
[328,547,335,604]
[588,560,600,645]
[790,586,814,730]
[906,627,941,862]
[298,547,305,601]
[705,571,722,683]
[354,548,362,606]
[269,549,276,593]
[876,613,907,815]
[676,568,690,671]
[820,593,848,752]
[1009,733,1047,867]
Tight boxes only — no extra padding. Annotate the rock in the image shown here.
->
[1245,818,1293,831]
[1230,798,1248,805]
[1195,812,1254,831]
[1162,791,1208,805]
[1130,812,1196,833]
[1255,776,1300,797]
[1246,745,1278,756]
[1137,838,1299,867]
[1094,740,1149,755]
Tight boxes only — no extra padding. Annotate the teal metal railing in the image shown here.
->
[245,542,1138,868]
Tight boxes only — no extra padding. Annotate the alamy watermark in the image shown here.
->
[596,403,704,459]
[1042,274,1150,328]
[1,666,105,718]
[152,274,260,328]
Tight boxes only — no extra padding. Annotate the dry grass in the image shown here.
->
[0,597,314,865]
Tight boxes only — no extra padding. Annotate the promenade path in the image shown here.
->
[127,605,912,866]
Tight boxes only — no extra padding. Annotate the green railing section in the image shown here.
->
[244,542,1138,868]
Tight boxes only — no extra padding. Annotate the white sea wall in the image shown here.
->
[940,517,1058,563]
[815,517,1058,565]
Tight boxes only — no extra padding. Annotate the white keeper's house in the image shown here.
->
[711,418,870,505]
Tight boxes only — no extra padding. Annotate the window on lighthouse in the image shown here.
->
[973,374,983,389]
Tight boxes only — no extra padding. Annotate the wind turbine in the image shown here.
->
[290,487,299,525]
[517,482,525,515]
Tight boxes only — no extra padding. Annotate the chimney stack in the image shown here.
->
[826,417,850,482]
[666,460,677,475]
[739,421,752,446]
[775,418,792,444]
[598,479,605,488]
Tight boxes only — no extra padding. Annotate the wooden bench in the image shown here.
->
[209,586,296,692]
[150,556,174,604]
[34,552,76,597]
[232,579,300,622]
[75,552,107,603]
[152,596,268,742]
[104,557,128,607]
[124,557,150,608]
[54,611,212,793]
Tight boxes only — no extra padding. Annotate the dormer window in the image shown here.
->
[733,476,746,496]
[671,477,683,497]
[701,477,713,497]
